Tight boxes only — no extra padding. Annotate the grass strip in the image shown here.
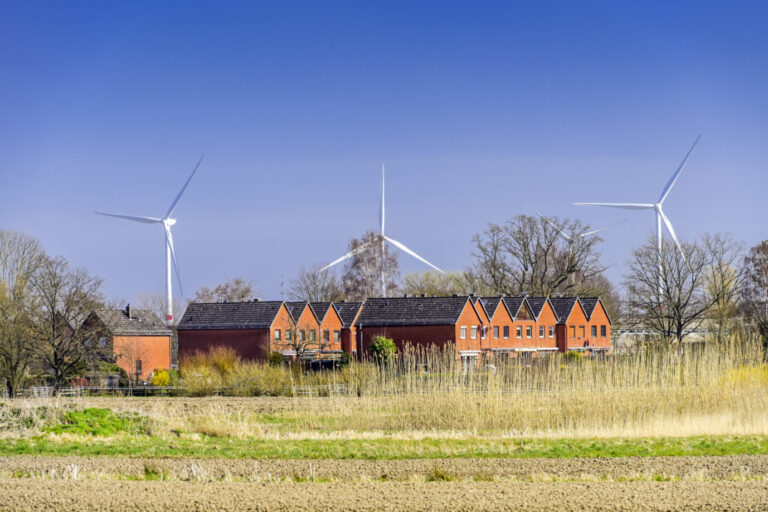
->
[0,435,767,460]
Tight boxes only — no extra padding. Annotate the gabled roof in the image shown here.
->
[309,302,333,323]
[549,297,579,323]
[285,301,313,322]
[334,301,364,328]
[578,297,612,324]
[357,296,473,327]
[525,296,549,319]
[470,296,490,321]
[502,296,525,319]
[480,297,503,318]
[178,301,284,330]
[94,308,172,336]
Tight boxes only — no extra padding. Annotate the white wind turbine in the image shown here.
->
[533,209,628,243]
[320,164,444,297]
[574,135,701,292]
[95,155,204,322]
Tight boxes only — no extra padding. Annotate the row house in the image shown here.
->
[550,296,611,353]
[83,305,172,382]
[334,301,364,357]
[178,299,362,362]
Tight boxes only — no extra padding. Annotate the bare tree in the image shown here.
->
[0,231,45,397]
[29,256,105,393]
[137,292,184,326]
[289,264,345,302]
[740,240,768,346]
[469,215,605,296]
[625,234,742,343]
[283,308,328,361]
[572,273,623,324]
[401,271,478,297]
[193,277,256,303]
[341,231,399,301]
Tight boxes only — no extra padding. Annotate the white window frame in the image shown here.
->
[493,326,499,339]
[549,326,555,338]
[539,326,545,338]
[460,326,467,339]
[526,326,532,339]
[274,329,281,341]
[470,326,477,339]
[601,325,607,337]
[503,326,509,339]
[516,326,522,339]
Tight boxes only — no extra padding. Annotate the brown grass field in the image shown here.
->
[1,339,767,510]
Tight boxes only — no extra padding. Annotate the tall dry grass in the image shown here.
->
[170,336,768,439]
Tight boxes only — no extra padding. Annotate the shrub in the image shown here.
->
[150,369,171,387]
[370,336,397,365]
[269,351,285,367]
[563,350,582,362]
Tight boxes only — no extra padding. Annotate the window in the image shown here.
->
[135,359,142,375]
[569,326,576,338]
[286,329,293,341]
[323,330,330,342]
[601,325,607,337]
[526,326,532,338]
[309,330,316,342]
[591,326,597,337]
[493,326,499,339]
[516,326,522,338]
[274,329,282,341]
[539,326,545,338]
[461,354,478,373]
[470,326,477,339]
[460,326,467,339]
[299,330,306,342]
[481,326,487,339]
[579,326,585,337]
[503,326,509,339]
[549,326,555,338]
[333,330,340,342]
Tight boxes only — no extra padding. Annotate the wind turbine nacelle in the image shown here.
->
[165,218,177,226]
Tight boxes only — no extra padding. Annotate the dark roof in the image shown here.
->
[357,296,471,327]
[501,297,525,319]
[579,297,599,319]
[309,302,333,323]
[480,297,503,317]
[285,301,308,322]
[96,308,171,336]
[178,301,284,330]
[334,302,363,328]
[526,297,549,319]
[549,297,579,323]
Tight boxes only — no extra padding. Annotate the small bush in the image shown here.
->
[370,336,397,365]
[150,369,171,387]
[269,351,285,367]
[44,408,150,436]
[564,351,582,362]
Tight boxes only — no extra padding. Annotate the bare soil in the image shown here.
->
[2,454,767,481]
[0,479,766,511]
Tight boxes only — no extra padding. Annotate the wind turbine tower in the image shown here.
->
[322,164,444,297]
[96,155,204,322]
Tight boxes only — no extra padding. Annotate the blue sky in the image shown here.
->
[1,1,767,302]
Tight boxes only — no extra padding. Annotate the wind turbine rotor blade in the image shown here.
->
[658,134,702,205]
[384,236,444,273]
[533,208,571,241]
[95,212,163,223]
[573,202,655,210]
[319,243,371,272]
[581,219,629,238]
[164,224,183,296]
[165,154,205,219]
[658,210,688,266]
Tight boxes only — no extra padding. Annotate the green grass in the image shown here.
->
[1,435,767,460]
[42,408,149,436]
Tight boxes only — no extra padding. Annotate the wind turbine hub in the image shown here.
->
[165,218,177,226]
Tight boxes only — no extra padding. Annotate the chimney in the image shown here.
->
[521,291,529,297]
[340,300,347,303]
[125,304,132,319]
[555,292,563,298]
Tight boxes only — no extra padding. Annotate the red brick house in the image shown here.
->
[83,305,172,382]
[309,301,344,356]
[550,296,611,354]
[285,302,322,356]
[356,295,486,369]
[334,301,363,357]
[177,300,289,361]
